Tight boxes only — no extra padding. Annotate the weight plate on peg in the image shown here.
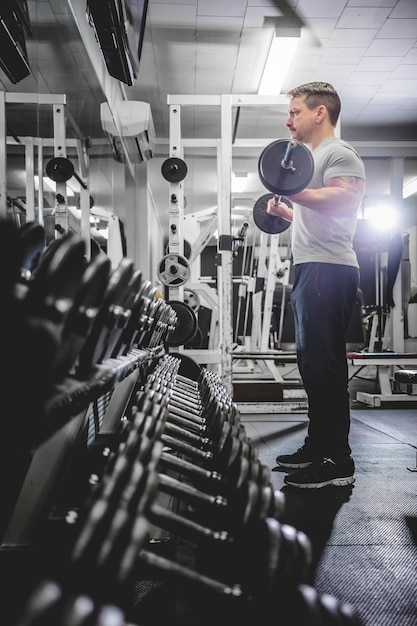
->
[165,300,198,347]
[253,193,293,234]
[157,253,191,287]
[183,288,200,312]
[258,139,314,196]
[46,156,75,183]
[161,157,188,183]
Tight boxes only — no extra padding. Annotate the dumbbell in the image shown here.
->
[120,410,276,528]
[150,373,235,417]
[254,138,314,234]
[16,221,45,281]
[136,382,242,440]
[128,400,271,499]
[102,268,143,361]
[146,408,252,476]
[144,374,240,430]
[286,584,365,625]
[23,233,88,325]
[51,252,112,383]
[133,387,263,493]
[72,441,295,607]
[76,258,135,377]
[75,424,286,604]
[70,455,305,621]
[110,279,155,357]
[140,298,178,349]
[89,408,282,532]
[137,386,243,449]
[14,580,126,626]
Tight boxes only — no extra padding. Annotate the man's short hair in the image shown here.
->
[287,82,341,126]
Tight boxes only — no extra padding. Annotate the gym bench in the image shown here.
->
[347,352,417,407]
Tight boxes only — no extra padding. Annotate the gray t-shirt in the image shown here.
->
[291,137,366,268]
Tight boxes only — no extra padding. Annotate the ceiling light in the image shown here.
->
[258,28,300,95]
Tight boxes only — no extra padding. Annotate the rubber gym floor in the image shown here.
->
[242,387,417,626]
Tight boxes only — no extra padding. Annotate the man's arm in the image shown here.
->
[288,176,365,217]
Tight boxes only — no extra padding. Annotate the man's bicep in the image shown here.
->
[325,176,365,213]
[326,176,365,198]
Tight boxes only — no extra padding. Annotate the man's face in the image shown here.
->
[285,95,318,144]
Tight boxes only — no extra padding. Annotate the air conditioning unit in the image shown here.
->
[100,100,155,163]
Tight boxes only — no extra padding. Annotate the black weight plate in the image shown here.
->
[26,234,87,319]
[165,300,198,347]
[76,258,135,375]
[258,138,314,195]
[161,157,188,183]
[45,156,74,183]
[253,193,293,234]
[184,325,203,349]
[17,221,45,276]
[184,326,203,350]
[0,219,20,299]
[52,253,112,382]
[175,353,202,381]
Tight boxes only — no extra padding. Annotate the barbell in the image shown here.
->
[254,138,314,234]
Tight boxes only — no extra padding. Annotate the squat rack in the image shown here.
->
[165,94,289,396]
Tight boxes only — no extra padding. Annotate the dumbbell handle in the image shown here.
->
[281,140,297,171]
[271,195,293,226]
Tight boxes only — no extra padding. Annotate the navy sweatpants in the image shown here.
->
[290,262,360,461]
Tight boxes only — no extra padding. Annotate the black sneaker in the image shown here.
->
[275,446,319,469]
[284,457,355,489]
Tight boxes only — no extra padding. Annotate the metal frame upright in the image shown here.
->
[165,94,288,394]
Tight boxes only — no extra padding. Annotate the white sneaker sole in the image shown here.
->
[285,476,355,488]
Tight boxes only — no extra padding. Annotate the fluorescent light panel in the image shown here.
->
[403,177,417,199]
[258,30,300,95]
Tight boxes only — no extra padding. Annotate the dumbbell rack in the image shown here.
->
[0,346,366,626]
[1,218,365,625]
[0,350,307,624]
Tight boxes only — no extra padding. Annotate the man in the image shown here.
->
[267,82,366,488]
